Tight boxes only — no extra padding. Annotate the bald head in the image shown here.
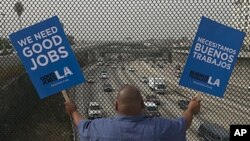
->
[116,85,144,115]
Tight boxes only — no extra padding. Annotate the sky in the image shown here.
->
[0,0,238,41]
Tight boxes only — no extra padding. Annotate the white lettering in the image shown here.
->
[55,71,64,79]
[64,67,73,77]
[47,50,60,63]
[30,58,37,70]
[32,43,43,54]
[208,76,220,87]
[234,129,247,136]
[42,39,53,49]
[23,47,33,57]
[52,35,62,46]
[36,55,49,67]
[54,67,73,79]
[58,46,68,58]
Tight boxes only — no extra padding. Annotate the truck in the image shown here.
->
[148,77,166,94]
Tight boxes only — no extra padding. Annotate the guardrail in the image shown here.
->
[173,49,250,58]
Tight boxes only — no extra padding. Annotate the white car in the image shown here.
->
[140,76,148,83]
[88,102,102,119]
[100,71,108,79]
[97,62,103,66]
[128,66,135,72]
[144,102,161,117]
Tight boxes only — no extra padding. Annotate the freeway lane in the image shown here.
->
[123,61,200,141]
[70,59,248,141]
[132,59,249,129]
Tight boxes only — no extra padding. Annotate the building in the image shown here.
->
[234,0,250,49]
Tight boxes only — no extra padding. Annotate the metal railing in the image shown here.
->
[0,1,249,141]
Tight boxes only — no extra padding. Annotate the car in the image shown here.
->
[154,84,166,94]
[146,95,160,105]
[198,122,229,141]
[100,71,108,79]
[175,64,183,77]
[178,99,199,114]
[175,69,182,78]
[103,83,113,92]
[87,77,95,83]
[156,63,164,69]
[175,64,182,70]
[88,102,102,119]
[178,99,189,110]
[144,102,161,117]
[105,63,110,66]
[97,61,103,66]
[128,67,135,72]
[140,76,148,83]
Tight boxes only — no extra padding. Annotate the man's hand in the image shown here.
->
[65,100,77,116]
[65,100,84,126]
[187,95,201,114]
[182,94,202,130]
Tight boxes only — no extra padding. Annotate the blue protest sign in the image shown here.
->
[9,16,85,99]
[179,16,245,98]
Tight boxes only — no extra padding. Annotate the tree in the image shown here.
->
[66,34,76,45]
[0,38,12,50]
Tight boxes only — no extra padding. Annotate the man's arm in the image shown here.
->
[65,100,85,126]
[182,95,201,130]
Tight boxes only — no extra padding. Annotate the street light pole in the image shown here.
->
[1,13,5,38]
[14,2,24,29]
[0,12,6,51]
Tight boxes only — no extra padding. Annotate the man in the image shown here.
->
[65,85,201,141]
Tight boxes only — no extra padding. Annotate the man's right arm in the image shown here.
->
[65,100,85,126]
[182,95,201,130]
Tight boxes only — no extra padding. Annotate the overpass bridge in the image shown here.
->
[173,48,250,58]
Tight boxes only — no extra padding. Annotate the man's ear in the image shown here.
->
[115,101,118,111]
[141,99,144,108]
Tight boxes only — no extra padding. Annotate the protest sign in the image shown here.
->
[179,16,245,98]
[9,16,85,99]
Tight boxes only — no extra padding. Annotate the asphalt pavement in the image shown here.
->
[69,59,249,141]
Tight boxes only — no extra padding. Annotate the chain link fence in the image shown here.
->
[0,0,249,141]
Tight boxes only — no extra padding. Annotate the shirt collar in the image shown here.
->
[114,114,145,121]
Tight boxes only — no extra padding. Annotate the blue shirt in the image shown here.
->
[78,114,187,141]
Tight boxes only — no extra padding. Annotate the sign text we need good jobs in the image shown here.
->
[10,16,85,99]
[19,26,67,71]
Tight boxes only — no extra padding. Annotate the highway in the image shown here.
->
[69,60,197,140]
[68,56,249,141]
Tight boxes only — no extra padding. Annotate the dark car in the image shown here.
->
[178,99,189,110]
[87,77,95,83]
[156,63,164,69]
[140,76,148,83]
[103,84,113,92]
[146,95,160,105]
[178,99,200,114]
[198,122,229,141]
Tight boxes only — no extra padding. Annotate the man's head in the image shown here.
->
[115,85,144,115]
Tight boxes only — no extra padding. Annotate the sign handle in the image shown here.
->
[62,90,70,102]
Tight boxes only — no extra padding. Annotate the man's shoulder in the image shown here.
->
[91,117,115,123]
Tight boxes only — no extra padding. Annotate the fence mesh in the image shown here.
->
[0,0,249,141]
